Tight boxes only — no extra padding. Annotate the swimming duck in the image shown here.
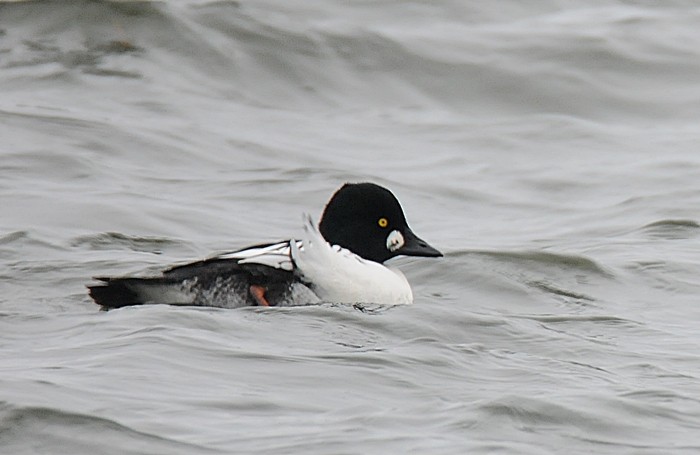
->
[88,182,442,309]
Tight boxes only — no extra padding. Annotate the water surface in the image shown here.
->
[2,1,700,453]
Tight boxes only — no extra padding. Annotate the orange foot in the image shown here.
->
[249,284,271,307]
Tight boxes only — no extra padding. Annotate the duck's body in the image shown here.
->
[88,183,441,309]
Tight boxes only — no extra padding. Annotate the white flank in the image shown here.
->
[290,214,413,305]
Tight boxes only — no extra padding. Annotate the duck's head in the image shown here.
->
[319,182,442,263]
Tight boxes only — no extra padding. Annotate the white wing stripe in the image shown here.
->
[217,241,301,271]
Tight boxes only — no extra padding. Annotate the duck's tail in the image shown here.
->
[87,277,195,309]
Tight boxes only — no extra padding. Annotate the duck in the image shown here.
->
[88,182,442,309]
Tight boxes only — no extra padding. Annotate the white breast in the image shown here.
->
[290,215,413,305]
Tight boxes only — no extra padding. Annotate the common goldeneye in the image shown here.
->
[88,182,442,309]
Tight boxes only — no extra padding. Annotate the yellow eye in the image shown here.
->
[378,217,388,228]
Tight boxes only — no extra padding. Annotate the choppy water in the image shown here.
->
[3,1,700,453]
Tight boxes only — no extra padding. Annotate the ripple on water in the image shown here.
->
[637,219,700,240]
[0,402,220,455]
[70,232,187,254]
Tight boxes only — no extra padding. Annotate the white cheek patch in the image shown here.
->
[386,230,405,252]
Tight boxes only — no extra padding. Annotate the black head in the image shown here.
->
[318,182,442,263]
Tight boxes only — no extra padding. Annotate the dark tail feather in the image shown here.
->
[88,278,143,309]
[88,276,197,309]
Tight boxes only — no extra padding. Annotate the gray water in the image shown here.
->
[2,1,700,453]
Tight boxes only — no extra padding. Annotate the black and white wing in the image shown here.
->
[217,240,299,272]
[89,240,303,309]
[162,240,299,279]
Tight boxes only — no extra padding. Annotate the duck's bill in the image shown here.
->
[398,228,443,258]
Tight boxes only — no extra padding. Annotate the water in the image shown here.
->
[2,0,700,453]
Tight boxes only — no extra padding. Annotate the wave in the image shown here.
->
[449,249,612,276]
[515,313,634,324]
[0,402,220,455]
[637,219,700,240]
[3,0,700,119]
[70,232,186,253]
